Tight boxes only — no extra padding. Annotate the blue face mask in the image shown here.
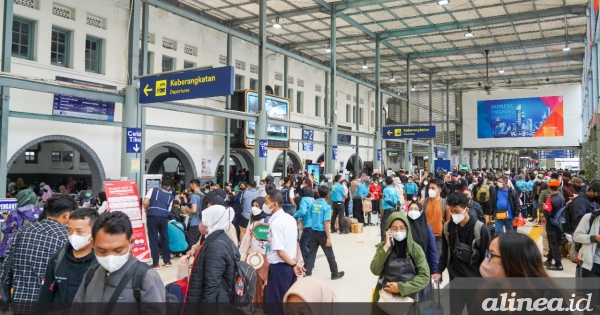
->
[85,193,91,198]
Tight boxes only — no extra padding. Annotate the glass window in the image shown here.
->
[183,61,195,69]
[24,151,37,164]
[352,106,356,123]
[288,89,293,102]
[51,151,62,162]
[51,27,70,67]
[296,91,303,113]
[162,56,174,72]
[85,36,102,73]
[139,52,152,75]
[12,17,34,60]
[371,110,375,127]
[360,108,364,125]
[274,85,282,96]
[315,96,320,117]
[250,78,257,90]
[324,98,328,122]
[235,75,244,90]
[346,104,351,122]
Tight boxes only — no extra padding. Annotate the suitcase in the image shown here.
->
[368,211,379,226]
[166,277,188,306]
[342,217,352,233]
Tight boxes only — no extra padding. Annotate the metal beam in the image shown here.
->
[448,69,582,84]
[0,73,124,103]
[0,0,12,197]
[338,35,585,64]
[289,5,586,49]
[9,111,122,127]
[146,124,229,137]
[267,117,331,132]
[145,102,258,121]
[338,130,376,139]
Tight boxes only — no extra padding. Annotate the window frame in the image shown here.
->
[183,60,195,69]
[161,55,174,72]
[296,91,303,114]
[12,17,35,60]
[315,96,320,117]
[85,36,102,73]
[235,74,244,90]
[352,106,356,124]
[51,151,62,162]
[359,107,364,125]
[346,104,351,123]
[24,150,38,164]
[249,78,258,91]
[274,85,282,96]
[51,26,71,67]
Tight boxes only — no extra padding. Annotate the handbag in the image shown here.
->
[378,289,415,315]
[382,252,416,284]
[363,199,373,213]
[495,208,508,220]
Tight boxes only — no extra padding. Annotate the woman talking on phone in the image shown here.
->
[370,212,430,315]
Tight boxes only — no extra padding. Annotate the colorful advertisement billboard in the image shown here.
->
[477,96,564,139]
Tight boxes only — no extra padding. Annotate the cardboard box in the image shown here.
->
[351,223,363,234]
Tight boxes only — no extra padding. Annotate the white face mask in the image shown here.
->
[251,206,262,216]
[96,249,130,273]
[423,181,428,186]
[68,234,91,251]
[428,189,437,198]
[392,231,407,242]
[262,203,273,214]
[497,183,504,189]
[452,210,467,224]
[408,210,422,220]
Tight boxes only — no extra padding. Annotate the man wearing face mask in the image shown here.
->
[36,208,99,314]
[143,178,173,269]
[71,212,165,315]
[381,177,400,242]
[490,176,521,235]
[0,195,77,315]
[422,178,447,256]
[431,192,490,315]
[463,190,485,224]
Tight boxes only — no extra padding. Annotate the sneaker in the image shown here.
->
[543,260,553,267]
[340,231,349,234]
[547,265,564,271]
[163,262,172,268]
[331,271,345,280]
[152,264,160,270]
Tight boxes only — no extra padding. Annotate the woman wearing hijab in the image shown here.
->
[283,277,339,315]
[40,184,54,204]
[370,212,429,315]
[406,200,438,298]
[185,205,239,315]
[58,185,69,196]
[239,197,269,309]
[0,189,42,258]
[79,189,96,207]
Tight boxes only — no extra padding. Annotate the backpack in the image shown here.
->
[476,183,491,203]
[217,240,257,307]
[281,187,292,205]
[558,196,583,234]
[84,262,180,315]
[423,198,447,223]
[443,220,484,265]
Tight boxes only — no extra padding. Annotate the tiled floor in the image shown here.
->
[155,220,578,302]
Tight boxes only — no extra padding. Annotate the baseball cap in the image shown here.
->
[548,180,560,187]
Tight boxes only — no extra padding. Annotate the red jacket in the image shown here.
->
[369,184,382,200]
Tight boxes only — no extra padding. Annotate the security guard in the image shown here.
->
[143,177,174,269]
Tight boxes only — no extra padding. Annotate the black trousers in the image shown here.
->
[380,210,393,242]
[581,263,600,315]
[331,202,345,232]
[266,263,296,315]
[353,199,364,223]
[187,225,200,251]
[372,199,380,214]
[305,231,339,275]
[546,224,562,265]
[147,215,170,265]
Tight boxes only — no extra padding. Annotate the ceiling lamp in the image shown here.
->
[411,85,416,91]
[390,72,395,81]
[562,17,570,52]
[362,61,369,69]
[498,68,505,74]
[507,79,512,84]
[562,45,571,52]
[478,82,481,87]
[273,18,282,29]
[437,0,449,5]
[325,46,332,53]
[546,77,550,82]
[464,27,474,38]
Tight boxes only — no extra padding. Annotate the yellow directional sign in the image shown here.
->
[395,129,402,137]
[143,84,153,97]
[155,80,167,96]
[387,130,392,136]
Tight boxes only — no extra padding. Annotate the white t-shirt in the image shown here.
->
[267,209,298,264]
[144,188,173,212]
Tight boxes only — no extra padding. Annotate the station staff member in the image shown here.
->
[265,190,305,315]
[381,177,400,242]
[143,178,173,269]
[354,180,370,224]
[330,175,347,234]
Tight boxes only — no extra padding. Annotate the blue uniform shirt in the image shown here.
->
[405,182,418,195]
[382,185,400,210]
[294,196,315,229]
[188,193,202,226]
[167,220,188,253]
[330,182,345,202]
[355,183,369,199]
[309,199,332,232]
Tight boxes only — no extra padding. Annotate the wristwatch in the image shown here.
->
[291,263,297,268]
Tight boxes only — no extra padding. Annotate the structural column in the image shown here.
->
[121,0,141,180]
[596,114,600,179]
[253,0,268,179]
[325,4,338,177]
[0,0,13,197]
[479,150,485,170]
[374,38,382,172]
[488,150,493,169]
[445,82,451,167]
[470,150,475,170]
[137,1,149,196]
[282,55,289,177]
[428,72,434,173]
[405,55,412,172]
[355,82,360,175]
[224,32,233,184]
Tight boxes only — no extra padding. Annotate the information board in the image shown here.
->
[382,125,437,140]
[53,77,116,121]
[0,198,17,213]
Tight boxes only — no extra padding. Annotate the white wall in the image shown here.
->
[2,0,383,181]
[462,85,582,148]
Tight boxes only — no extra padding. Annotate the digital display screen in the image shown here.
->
[245,92,290,142]
[53,77,117,122]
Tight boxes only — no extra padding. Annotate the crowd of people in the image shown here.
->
[0,166,599,315]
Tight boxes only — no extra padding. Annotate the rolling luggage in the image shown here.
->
[368,211,379,226]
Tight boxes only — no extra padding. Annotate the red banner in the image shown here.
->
[103,180,151,262]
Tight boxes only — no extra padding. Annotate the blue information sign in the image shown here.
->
[53,77,116,121]
[139,66,234,104]
[377,149,382,161]
[259,140,268,158]
[338,134,352,145]
[303,143,314,151]
[436,148,448,159]
[0,199,17,212]
[332,146,338,161]
[126,128,142,153]
[409,152,413,162]
[302,129,314,141]
[536,150,575,159]
[382,125,437,140]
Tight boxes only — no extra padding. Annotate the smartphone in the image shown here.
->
[388,229,393,242]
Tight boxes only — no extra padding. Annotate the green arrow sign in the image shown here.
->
[252,223,270,241]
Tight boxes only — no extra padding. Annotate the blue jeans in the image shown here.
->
[494,218,514,235]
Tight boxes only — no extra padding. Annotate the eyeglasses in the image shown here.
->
[485,250,502,262]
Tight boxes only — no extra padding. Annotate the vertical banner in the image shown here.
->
[409,152,413,162]
[332,146,338,161]
[377,149,382,161]
[259,140,268,158]
[201,158,213,178]
[103,180,151,262]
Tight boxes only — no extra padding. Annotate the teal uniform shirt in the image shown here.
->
[331,182,345,202]
[309,199,332,232]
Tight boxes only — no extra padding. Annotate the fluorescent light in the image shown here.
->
[498,69,505,74]
[362,61,368,69]
[464,27,474,37]
[273,18,282,29]
[563,45,571,52]
[411,85,416,91]
[325,47,331,53]
[390,77,396,82]
[438,0,449,5]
